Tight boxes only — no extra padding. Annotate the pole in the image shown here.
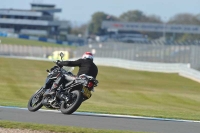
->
[163,22,166,42]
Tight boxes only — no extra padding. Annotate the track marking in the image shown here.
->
[0,106,200,123]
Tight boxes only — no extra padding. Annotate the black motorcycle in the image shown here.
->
[27,52,98,114]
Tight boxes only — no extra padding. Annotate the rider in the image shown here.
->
[45,52,98,96]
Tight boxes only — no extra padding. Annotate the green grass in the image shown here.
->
[0,120,142,133]
[1,57,200,120]
[0,37,74,48]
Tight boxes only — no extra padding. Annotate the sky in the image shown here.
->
[0,0,200,26]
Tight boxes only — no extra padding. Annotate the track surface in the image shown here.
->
[0,107,200,133]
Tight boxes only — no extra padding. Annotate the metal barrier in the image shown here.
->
[0,44,70,58]
[1,41,200,83]
[75,41,200,70]
[2,56,199,83]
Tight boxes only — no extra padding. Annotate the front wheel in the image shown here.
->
[27,88,44,112]
[60,90,83,114]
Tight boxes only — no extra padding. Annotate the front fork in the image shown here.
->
[32,87,46,105]
[43,76,53,90]
[35,87,46,96]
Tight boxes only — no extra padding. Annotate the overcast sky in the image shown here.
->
[0,0,200,25]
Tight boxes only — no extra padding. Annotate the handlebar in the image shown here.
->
[53,60,57,64]
[53,60,63,71]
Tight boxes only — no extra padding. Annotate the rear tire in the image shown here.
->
[61,90,83,114]
[27,88,44,112]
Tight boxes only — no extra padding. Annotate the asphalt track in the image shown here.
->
[0,106,200,133]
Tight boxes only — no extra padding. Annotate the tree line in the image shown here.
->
[69,10,200,42]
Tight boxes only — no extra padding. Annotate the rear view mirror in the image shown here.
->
[60,52,64,61]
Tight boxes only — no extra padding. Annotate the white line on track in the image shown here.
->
[0,106,200,123]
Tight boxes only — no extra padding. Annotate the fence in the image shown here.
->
[2,56,200,83]
[75,41,200,70]
[2,40,200,70]
[0,44,71,58]
[93,58,200,83]
[0,31,85,46]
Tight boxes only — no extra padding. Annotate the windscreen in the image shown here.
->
[62,66,74,72]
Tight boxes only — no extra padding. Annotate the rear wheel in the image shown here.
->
[27,88,44,112]
[60,90,83,114]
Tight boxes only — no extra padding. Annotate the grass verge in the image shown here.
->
[1,57,200,120]
[0,120,142,133]
[0,37,75,48]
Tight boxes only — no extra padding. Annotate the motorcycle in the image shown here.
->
[27,52,98,114]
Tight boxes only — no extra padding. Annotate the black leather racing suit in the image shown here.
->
[51,58,98,91]
[60,58,98,78]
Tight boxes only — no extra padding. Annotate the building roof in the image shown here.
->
[31,3,55,7]
[0,18,48,26]
[30,3,61,13]
[0,9,42,17]
[102,21,200,34]
[0,8,38,12]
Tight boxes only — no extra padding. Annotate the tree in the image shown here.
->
[146,15,162,23]
[88,12,118,35]
[88,12,108,35]
[119,10,147,22]
[168,13,200,25]
[141,15,163,39]
[119,10,163,39]
[69,24,88,36]
[168,13,200,42]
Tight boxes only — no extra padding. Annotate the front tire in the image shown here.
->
[27,88,44,112]
[61,90,83,114]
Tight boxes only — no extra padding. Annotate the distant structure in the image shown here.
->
[100,20,200,43]
[0,3,69,41]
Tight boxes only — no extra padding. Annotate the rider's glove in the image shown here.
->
[56,60,63,67]
[50,66,59,72]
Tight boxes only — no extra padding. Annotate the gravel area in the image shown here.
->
[0,128,58,133]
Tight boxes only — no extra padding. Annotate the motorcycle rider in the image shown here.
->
[45,52,98,96]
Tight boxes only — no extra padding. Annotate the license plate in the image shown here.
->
[82,87,92,98]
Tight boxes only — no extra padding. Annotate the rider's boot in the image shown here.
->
[43,76,64,97]
[43,83,59,96]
